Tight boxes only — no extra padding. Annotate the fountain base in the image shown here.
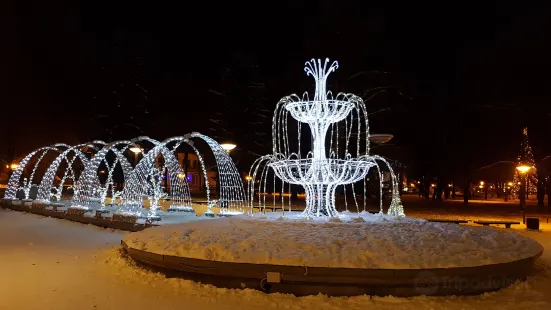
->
[121,214,543,296]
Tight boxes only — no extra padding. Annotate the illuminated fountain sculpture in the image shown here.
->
[249,58,404,217]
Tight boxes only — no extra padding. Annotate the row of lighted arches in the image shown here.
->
[4,133,247,216]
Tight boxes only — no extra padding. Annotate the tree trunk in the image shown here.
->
[520,178,526,209]
[537,179,545,207]
[398,172,403,196]
[424,177,430,199]
[183,151,189,175]
[452,181,456,199]
[463,180,469,206]
[291,184,298,200]
[436,178,442,200]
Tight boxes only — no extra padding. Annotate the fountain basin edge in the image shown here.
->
[120,240,543,297]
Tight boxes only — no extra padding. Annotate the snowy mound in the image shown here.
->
[123,213,543,269]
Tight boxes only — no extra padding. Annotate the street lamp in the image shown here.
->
[129,146,142,153]
[516,165,532,174]
[129,145,143,165]
[10,163,18,171]
[516,165,533,224]
[220,143,237,154]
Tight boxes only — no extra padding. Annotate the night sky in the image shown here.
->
[3,1,551,177]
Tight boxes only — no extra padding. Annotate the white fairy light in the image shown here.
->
[187,133,246,215]
[69,134,245,217]
[36,143,105,202]
[248,58,405,218]
[4,134,246,220]
[4,144,70,199]
[120,142,190,217]
[72,138,159,211]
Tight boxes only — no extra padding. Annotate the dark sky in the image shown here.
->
[3,1,551,176]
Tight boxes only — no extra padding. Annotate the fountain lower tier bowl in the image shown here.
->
[285,100,354,124]
[269,158,375,185]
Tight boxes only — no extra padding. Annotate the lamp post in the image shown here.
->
[516,165,533,224]
[5,163,19,178]
[129,146,143,166]
[245,175,252,192]
[214,143,236,203]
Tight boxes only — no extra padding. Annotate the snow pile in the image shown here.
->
[123,213,543,269]
[2,208,551,309]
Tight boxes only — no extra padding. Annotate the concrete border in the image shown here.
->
[0,199,158,232]
[121,240,543,297]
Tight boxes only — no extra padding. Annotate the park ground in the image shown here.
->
[1,197,551,310]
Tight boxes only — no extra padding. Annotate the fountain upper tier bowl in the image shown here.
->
[285,100,354,124]
[269,158,375,185]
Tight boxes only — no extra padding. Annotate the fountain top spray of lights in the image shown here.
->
[264,58,405,218]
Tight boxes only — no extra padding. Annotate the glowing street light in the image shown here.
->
[129,146,143,153]
[220,143,237,154]
[516,165,533,224]
[129,145,143,166]
[245,175,252,181]
[516,165,532,174]
[10,163,18,171]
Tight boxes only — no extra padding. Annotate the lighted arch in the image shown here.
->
[187,132,247,214]
[162,136,210,208]
[120,142,190,216]
[247,155,282,214]
[4,143,80,199]
[4,142,107,201]
[49,142,107,202]
[115,133,246,216]
[71,137,160,209]
[4,145,64,199]
[97,147,134,206]
[36,144,95,201]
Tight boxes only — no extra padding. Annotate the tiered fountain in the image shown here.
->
[250,58,404,217]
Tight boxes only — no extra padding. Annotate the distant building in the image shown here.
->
[176,153,217,193]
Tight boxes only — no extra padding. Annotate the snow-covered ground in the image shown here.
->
[123,212,543,269]
[1,208,551,309]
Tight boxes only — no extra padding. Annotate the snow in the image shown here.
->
[123,212,543,269]
[1,208,551,309]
